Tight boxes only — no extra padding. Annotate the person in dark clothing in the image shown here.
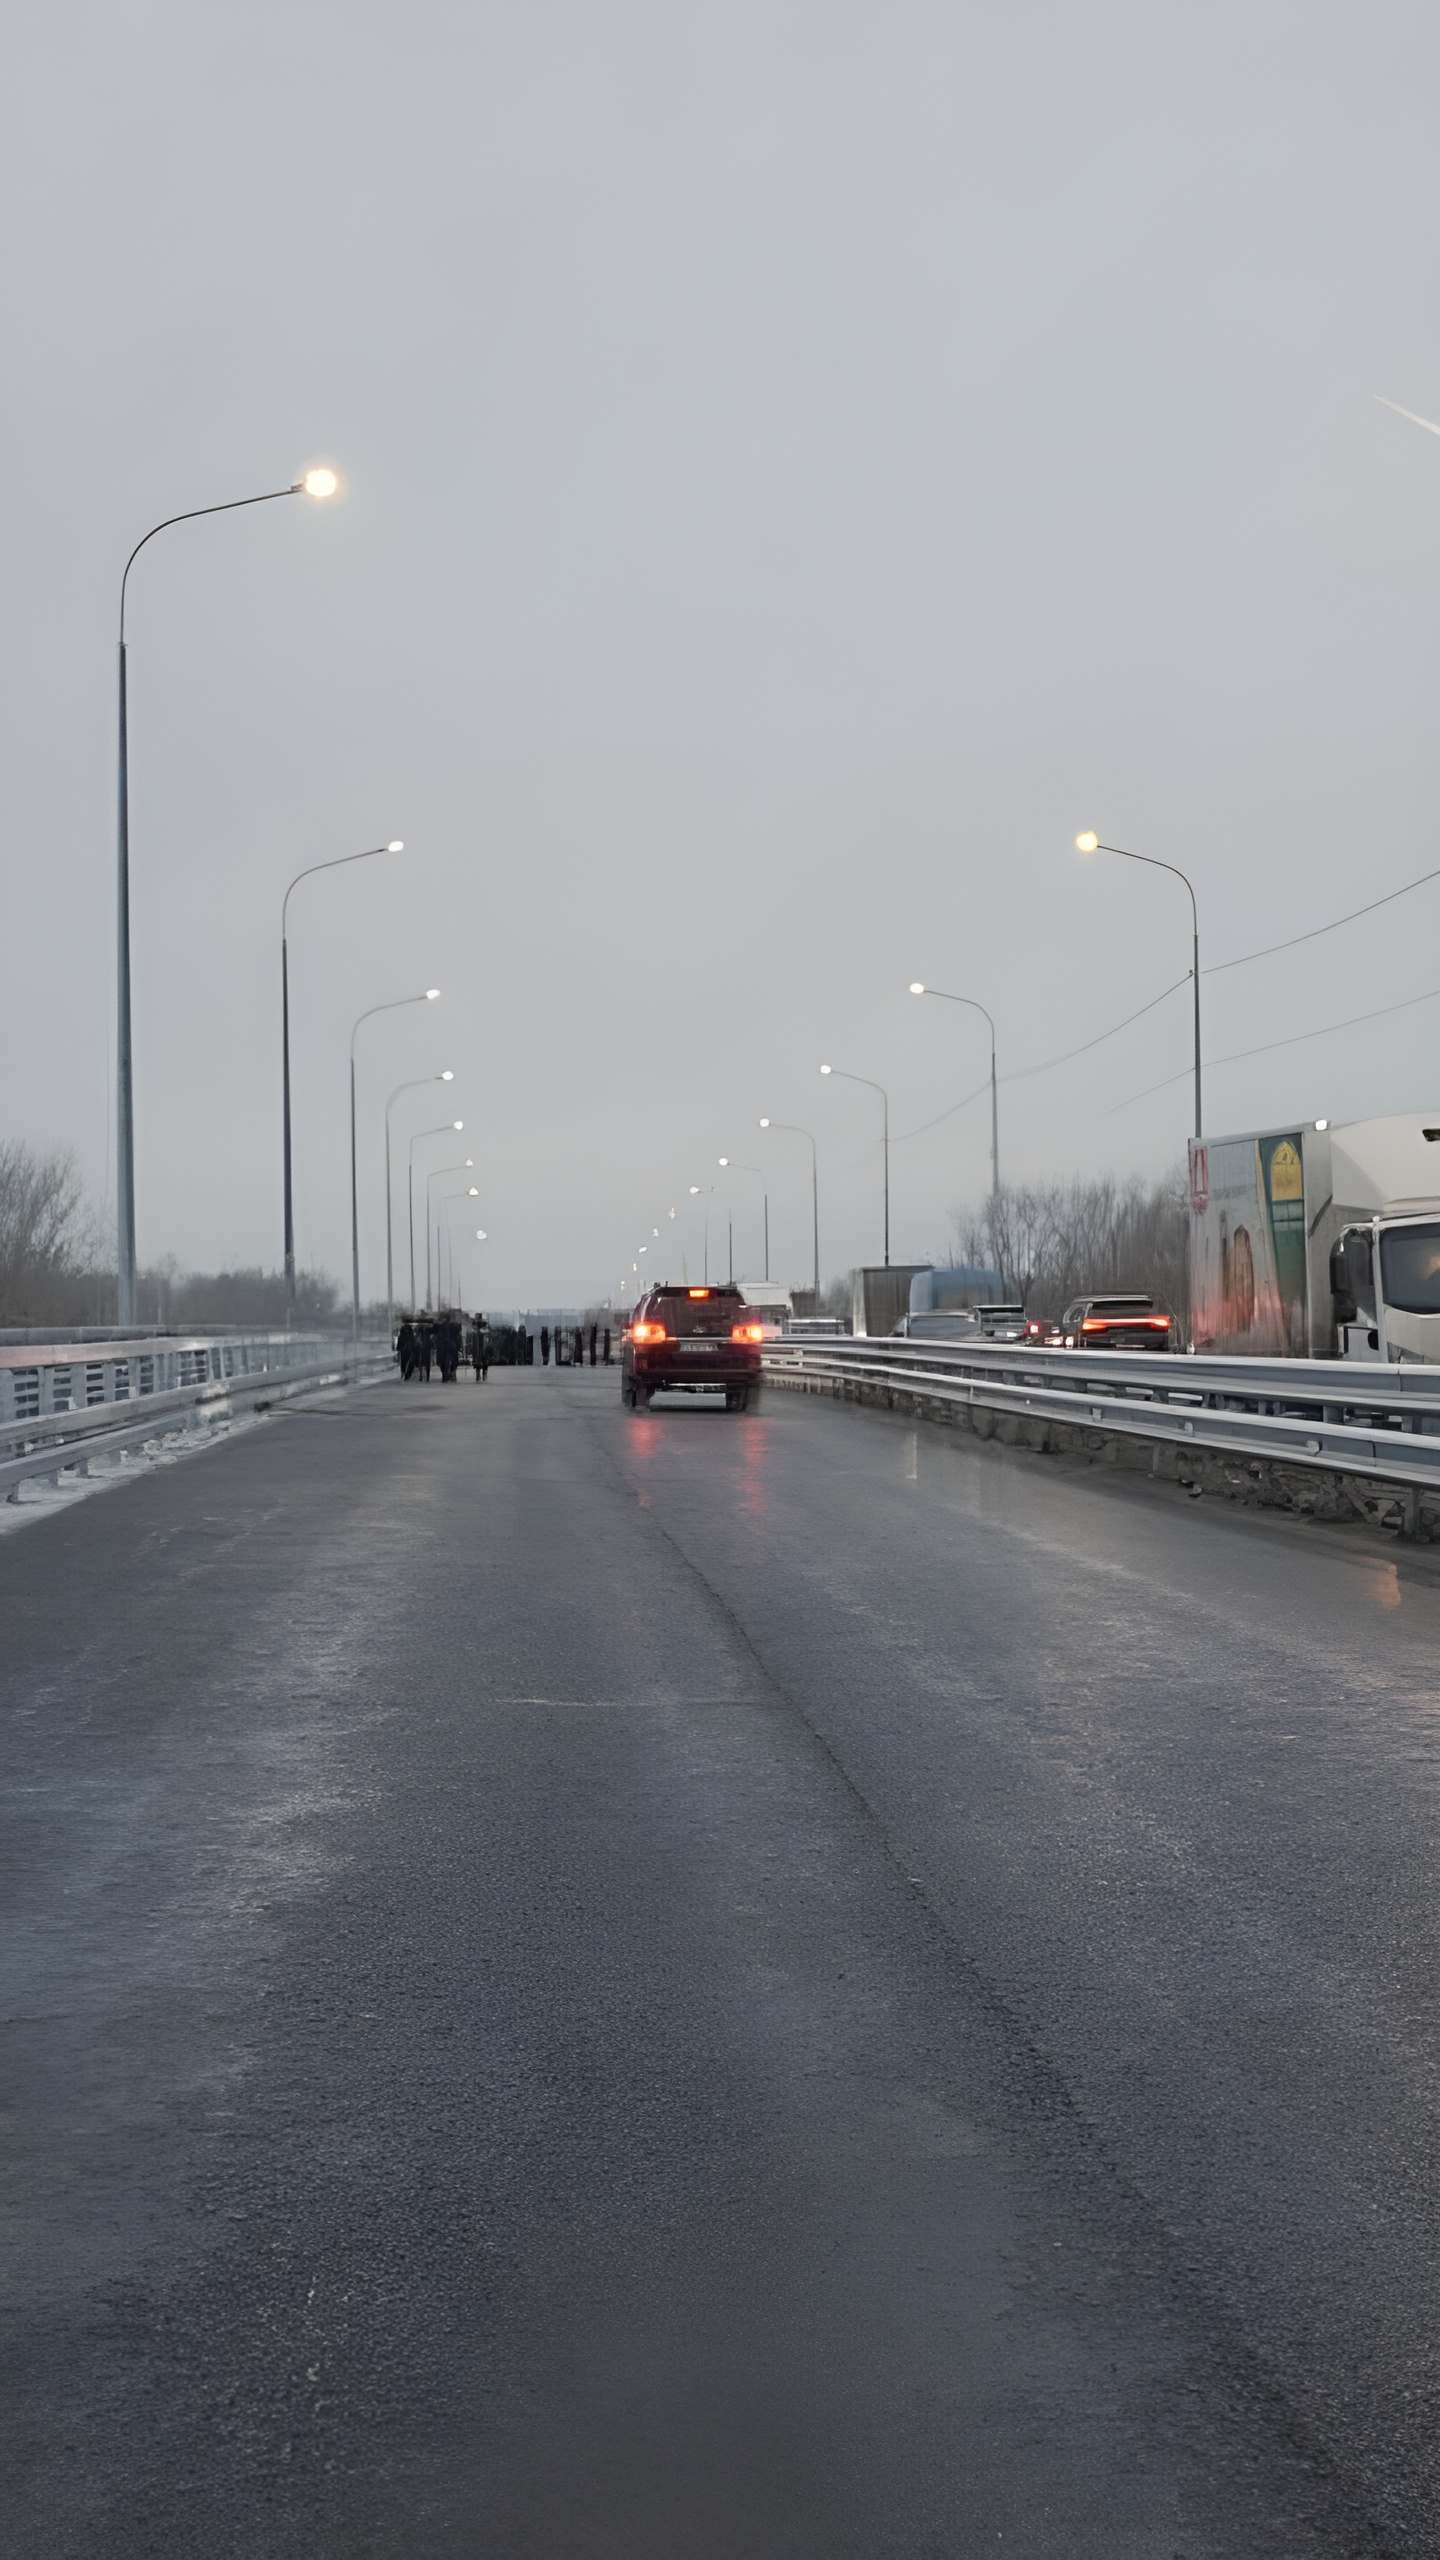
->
[573,1325,584,1367]
[470,1316,491,1381]
[541,1327,551,1365]
[588,1323,598,1367]
[396,1319,417,1380]
[417,1318,434,1380]
[437,1314,462,1382]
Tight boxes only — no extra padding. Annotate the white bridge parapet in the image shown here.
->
[0,1331,390,1499]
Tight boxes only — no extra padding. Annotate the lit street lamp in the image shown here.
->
[1075,833,1203,1139]
[409,1121,463,1306]
[718,1159,769,1281]
[426,1161,473,1307]
[438,1183,480,1304]
[282,838,405,1307]
[759,1120,819,1303]
[385,1072,453,1338]
[350,991,439,1344]
[115,465,339,1324]
[820,1064,891,1265]
[908,984,1000,1199]
[455,1222,489,1309]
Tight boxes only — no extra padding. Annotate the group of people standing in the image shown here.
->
[539,1324,608,1367]
[394,1312,491,1384]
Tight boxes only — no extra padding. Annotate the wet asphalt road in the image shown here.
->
[3,1364,1438,2556]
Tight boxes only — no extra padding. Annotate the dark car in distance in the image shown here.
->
[1056,1293,1175,1350]
[622,1284,764,1411]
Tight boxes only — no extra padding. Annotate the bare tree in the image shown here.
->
[956,1167,1189,1323]
[149,1265,341,1328]
[1,1142,346,1330]
[0,1142,98,1323]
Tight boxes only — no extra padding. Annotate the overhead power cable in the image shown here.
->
[897,862,1440,1145]
[1104,981,1440,1115]
[894,1074,992,1144]
[1204,864,1440,976]
[895,975,1190,1142]
[999,974,1192,1083]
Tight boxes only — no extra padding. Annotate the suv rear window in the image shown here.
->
[646,1288,745,1338]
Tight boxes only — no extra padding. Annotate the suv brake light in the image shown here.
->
[631,1321,667,1344]
[731,1322,764,1343]
[1082,1312,1170,1332]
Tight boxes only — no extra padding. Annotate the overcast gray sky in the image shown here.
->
[4,1,1440,1310]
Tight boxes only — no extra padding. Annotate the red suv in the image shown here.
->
[622,1285,764,1411]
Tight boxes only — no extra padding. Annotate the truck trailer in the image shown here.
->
[1188,1114,1440,1363]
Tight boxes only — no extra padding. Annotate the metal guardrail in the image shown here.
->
[762,1334,1440,1492]
[0,1330,390,1500]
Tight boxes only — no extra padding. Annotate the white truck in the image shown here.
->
[1188,1114,1440,1363]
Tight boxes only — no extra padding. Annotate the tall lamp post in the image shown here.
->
[385,1072,454,1337]
[440,1187,481,1304]
[908,984,1000,1198]
[1075,834,1203,1139]
[820,1064,890,1265]
[351,989,439,1346]
[448,1222,488,1311]
[759,1120,819,1305]
[282,837,405,1308]
[115,464,339,1324]
[409,1123,463,1305]
[718,1159,769,1280]
[426,1163,474,1306]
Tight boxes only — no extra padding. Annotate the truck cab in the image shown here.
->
[1330,1212,1440,1362]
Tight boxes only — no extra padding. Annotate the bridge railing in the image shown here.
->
[762,1333,1440,1492]
[0,1331,391,1500]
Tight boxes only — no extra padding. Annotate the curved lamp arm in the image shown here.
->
[122,484,308,640]
[908,984,996,1044]
[1076,836,1198,938]
[351,988,439,1065]
[285,840,405,940]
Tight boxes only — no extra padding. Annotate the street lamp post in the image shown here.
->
[115,465,339,1324]
[908,984,1000,1198]
[820,1065,891,1265]
[409,1123,463,1306]
[385,1073,454,1338]
[350,990,439,1346]
[440,1187,481,1304]
[718,1160,769,1280]
[441,1186,480,1305]
[426,1162,474,1306]
[1075,834,1202,1139]
[282,838,405,1309]
[448,1220,488,1311]
[759,1121,819,1304]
